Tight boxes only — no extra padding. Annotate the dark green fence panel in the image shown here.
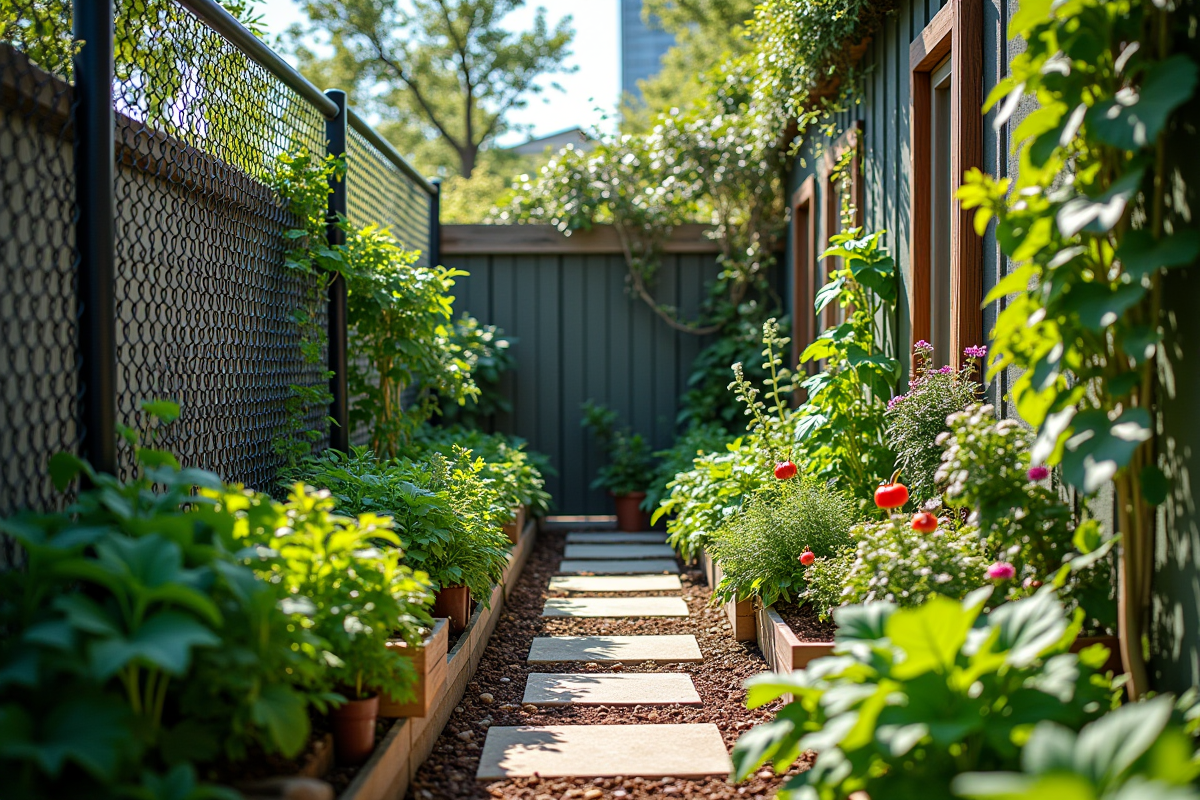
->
[443,224,719,515]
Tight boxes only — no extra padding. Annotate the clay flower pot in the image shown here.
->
[330,693,379,766]
[433,584,472,632]
[612,491,648,532]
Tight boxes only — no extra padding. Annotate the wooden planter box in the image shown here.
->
[379,618,449,718]
[701,549,716,589]
[755,603,834,674]
[338,526,539,800]
[709,558,755,641]
[502,506,526,545]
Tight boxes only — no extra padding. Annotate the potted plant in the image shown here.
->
[581,401,657,532]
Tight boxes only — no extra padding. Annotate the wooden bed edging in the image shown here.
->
[338,518,538,800]
[754,604,835,675]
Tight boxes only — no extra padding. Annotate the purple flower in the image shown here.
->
[937,365,954,374]
[987,562,1016,581]
[914,340,933,351]
[1027,465,1050,481]
[887,395,906,410]
[963,345,988,359]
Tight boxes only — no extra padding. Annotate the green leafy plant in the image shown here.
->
[435,315,517,428]
[233,484,432,701]
[956,0,1198,696]
[733,589,1117,800]
[643,422,730,513]
[293,448,510,603]
[580,401,656,496]
[795,228,900,506]
[0,405,335,798]
[342,225,479,456]
[952,694,1200,800]
[410,425,553,516]
[709,476,855,607]
[884,341,984,504]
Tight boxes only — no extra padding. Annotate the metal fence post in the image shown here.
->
[74,0,117,475]
[428,177,441,267]
[325,89,349,452]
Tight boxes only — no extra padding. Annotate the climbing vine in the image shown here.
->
[958,0,1198,697]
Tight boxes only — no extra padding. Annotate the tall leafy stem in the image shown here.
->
[957,0,1198,698]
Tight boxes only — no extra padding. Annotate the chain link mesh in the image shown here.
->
[0,2,79,556]
[346,123,432,265]
[109,0,329,490]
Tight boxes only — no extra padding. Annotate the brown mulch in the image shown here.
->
[408,530,814,800]
[771,600,836,643]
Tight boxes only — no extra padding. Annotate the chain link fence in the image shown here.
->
[0,0,438,544]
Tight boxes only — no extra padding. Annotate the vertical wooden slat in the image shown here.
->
[558,254,587,514]
[951,0,985,358]
[534,255,562,506]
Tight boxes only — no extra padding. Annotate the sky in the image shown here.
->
[252,0,621,147]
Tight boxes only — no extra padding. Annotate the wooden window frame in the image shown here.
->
[791,174,817,369]
[910,0,983,368]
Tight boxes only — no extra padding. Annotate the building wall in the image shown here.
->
[620,0,676,99]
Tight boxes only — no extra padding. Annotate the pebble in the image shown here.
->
[480,692,495,704]
[456,730,474,742]
[500,677,511,683]
[522,703,538,713]
[583,790,603,799]
[611,663,624,672]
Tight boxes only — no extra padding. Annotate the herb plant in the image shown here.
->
[411,425,553,516]
[435,315,517,428]
[884,341,983,504]
[709,476,855,607]
[580,401,656,496]
[733,589,1116,800]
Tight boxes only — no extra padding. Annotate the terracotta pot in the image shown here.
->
[330,693,379,766]
[612,491,648,532]
[433,585,472,632]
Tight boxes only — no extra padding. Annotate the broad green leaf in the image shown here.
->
[0,695,131,780]
[251,684,311,758]
[886,596,978,679]
[984,590,1070,667]
[1072,520,1103,554]
[1117,229,1200,279]
[1088,55,1199,151]
[1057,168,1145,238]
[1062,408,1153,494]
[89,611,221,679]
[1141,465,1168,506]
[141,399,181,423]
[731,717,797,781]
[1063,281,1146,331]
[952,771,1093,800]
[48,452,87,491]
[833,602,896,642]
[1074,696,1174,787]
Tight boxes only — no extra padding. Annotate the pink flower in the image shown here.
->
[963,345,988,359]
[1027,465,1050,481]
[987,562,1016,581]
[937,365,954,374]
[915,340,932,351]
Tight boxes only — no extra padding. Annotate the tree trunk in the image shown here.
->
[459,144,477,178]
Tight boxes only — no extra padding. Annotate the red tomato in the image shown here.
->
[799,549,815,566]
[874,472,909,509]
[911,511,938,533]
[774,460,798,480]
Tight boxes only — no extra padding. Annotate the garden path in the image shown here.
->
[475,533,734,782]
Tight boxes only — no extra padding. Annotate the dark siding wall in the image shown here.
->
[448,250,716,516]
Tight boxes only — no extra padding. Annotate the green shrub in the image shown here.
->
[884,340,983,504]
[410,425,552,516]
[804,515,987,619]
[294,448,511,604]
[435,315,517,429]
[643,422,730,513]
[733,589,1117,800]
[709,476,855,607]
[580,401,657,495]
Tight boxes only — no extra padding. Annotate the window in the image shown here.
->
[791,175,817,370]
[910,0,983,368]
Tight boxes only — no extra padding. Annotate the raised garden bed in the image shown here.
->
[702,550,761,642]
[381,619,450,719]
[336,518,537,800]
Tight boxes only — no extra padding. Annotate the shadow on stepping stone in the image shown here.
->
[566,531,669,544]
[563,544,676,560]
[523,672,702,706]
[475,723,731,780]
[557,559,679,575]
[548,574,683,593]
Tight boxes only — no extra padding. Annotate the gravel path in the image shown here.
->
[408,529,814,799]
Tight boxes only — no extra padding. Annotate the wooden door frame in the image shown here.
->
[909,0,983,368]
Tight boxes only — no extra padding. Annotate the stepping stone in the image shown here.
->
[558,559,680,575]
[476,723,731,780]
[527,635,703,664]
[541,596,689,618]
[566,531,668,544]
[548,574,683,593]
[523,672,702,706]
[564,543,676,560]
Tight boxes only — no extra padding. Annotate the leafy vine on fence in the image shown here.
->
[958,0,1199,698]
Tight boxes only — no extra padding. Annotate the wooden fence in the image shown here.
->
[444,224,722,516]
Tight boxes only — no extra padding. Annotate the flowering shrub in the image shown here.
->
[939,404,1115,628]
[709,476,855,607]
[804,514,987,618]
[884,342,983,504]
